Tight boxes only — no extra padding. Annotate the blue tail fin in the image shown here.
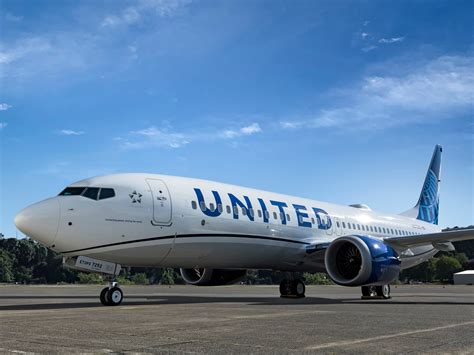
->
[400,145,442,225]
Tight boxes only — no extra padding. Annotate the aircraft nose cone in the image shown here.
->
[14,199,60,247]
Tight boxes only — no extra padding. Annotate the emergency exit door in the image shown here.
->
[146,179,172,225]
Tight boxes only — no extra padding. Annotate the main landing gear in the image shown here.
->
[100,281,124,306]
[279,278,306,298]
[361,284,391,299]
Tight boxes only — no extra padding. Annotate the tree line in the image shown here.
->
[1,234,473,285]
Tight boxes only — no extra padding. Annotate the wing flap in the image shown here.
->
[384,228,474,248]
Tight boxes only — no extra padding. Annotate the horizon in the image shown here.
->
[1,0,473,237]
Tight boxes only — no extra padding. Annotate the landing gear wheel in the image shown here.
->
[376,284,391,299]
[279,279,292,297]
[292,279,306,298]
[279,279,305,298]
[105,287,123,306]
[361,285,390,299]
[99,287,109,306]
[361,286,377,297]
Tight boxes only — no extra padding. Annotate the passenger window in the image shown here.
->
[311,217,315,224]
[391,229,394,234]
[336,221,340,228]
[357,224,361,230]
[286,214,291,222]
[99,188,115,200]
[249,208,254,217]
[59,187,86,196]
[218,204,223,213]
[200,201,206,211]
[273,212,278,220]
[258,210,262,218]
[191,201,197,209]
[342,222,346,228]
[226,205,231,214]
[83,187,99,200]
[370,226,373,232]
[242,208,247,216]
[209,203,215,212]
[264,211,270,219]
[233,206,239,215]
[280,212,284,220]
[347,223,351,229]
[361,225,365,231]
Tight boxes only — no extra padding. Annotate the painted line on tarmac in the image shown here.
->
[305,321,474,350]
[0,348,29,354]
[231,310,334,320]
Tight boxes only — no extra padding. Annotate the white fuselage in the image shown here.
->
[16,173,441,272]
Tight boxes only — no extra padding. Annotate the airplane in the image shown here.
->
[14,144,474,306]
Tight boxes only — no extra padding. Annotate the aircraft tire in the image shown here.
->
[105,286,123,306]
[376,285,391,299]
[291,279,305,298]
[279,279,292,297]
[99,287,109,306]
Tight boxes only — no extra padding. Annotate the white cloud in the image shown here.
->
[2,11,23,23]
[0,37,52,65]
[59,129,84,136]
[122,122,262,149]
[361,32,369,39]
[0,103,12,111]
[280,55,474,131]
[0,122,7,130]
[125,126,189,149]
[361,45,377,52]
[221,123,262,138]
[379,36,405,44]
[101,0,192,27]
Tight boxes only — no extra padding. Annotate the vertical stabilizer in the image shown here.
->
[400,145,442,224]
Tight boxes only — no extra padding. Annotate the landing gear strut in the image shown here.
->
[100,281,124,306]
[361,284,391,299]
[280,278,306,298]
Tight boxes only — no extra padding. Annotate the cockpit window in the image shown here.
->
[83,187,100,200]
[59,186,116,201]
[59,187,86,196]
[99,188,115,200]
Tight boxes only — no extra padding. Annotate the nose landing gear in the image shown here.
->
[100,281,124,306]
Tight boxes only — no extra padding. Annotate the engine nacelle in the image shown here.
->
[180,268,247,286]
[324,235,401,286]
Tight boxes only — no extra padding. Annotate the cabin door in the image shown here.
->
[146,179,172,226]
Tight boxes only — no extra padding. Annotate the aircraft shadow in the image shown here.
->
[0,294,472,311]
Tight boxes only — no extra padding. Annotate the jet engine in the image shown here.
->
[180,268,247,286]
[324,235,401,286]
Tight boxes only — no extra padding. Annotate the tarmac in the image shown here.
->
[0,284,473,354]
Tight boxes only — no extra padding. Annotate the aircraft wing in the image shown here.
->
[384,228,474,249]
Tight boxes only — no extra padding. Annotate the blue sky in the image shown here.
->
[1,0,473,237]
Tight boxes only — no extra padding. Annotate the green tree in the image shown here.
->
[435,256,462,282]
[160,268,175,285]
[454,253,469,267]
[303,272,334,285]
[0,249,14,282]
[78,273,103,284]
[131,273,149,285]
[400,258,437,283]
